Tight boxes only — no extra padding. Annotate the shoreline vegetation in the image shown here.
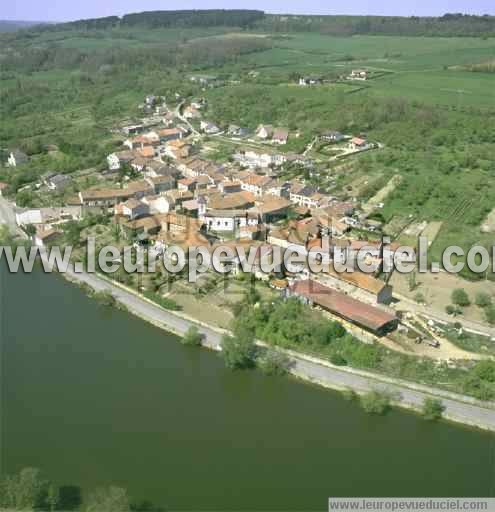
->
[52,255,495,433]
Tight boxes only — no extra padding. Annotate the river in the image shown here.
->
[1,263,494,510]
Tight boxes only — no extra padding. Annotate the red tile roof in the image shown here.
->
[289,279,396,333]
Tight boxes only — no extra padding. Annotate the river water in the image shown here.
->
[1,263,494,510]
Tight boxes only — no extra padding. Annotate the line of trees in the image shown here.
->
[0,467,165,511]
[258,13,495,37]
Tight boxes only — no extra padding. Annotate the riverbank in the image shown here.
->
[54,258,495,433]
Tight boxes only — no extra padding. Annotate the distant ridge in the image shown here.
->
[9,10,495,37]
[0,19,53,32]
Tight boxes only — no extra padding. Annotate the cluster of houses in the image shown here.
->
[9,92,397,338]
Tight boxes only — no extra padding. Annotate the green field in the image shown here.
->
[1,24,495,279]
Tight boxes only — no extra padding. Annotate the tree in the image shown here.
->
[24,223,37,237]
[360,390,392,415]
[221,328,256,370]
[446,304,463,317]
[0,467,49,510]
[257,348,291,376]
[452,288,470,307]
[475,292,492,309]
[85,486,130,512]
[422,397,445,421]
[182,325,202,346]
[485,305,495,326]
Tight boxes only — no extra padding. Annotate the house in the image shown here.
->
[203,191,256,212]
[45,174,72,192]
[78,188,135,208]
[145,95,158,106]
[121,124,145,136]
[289,184,326,209]
[349,137,368,150]
[272,129,289,145]
[107,150,137,171]
[234,149,286,169]
[253,195,291,223]
[164,189,194,209]
[15,206,82,227]
[256,124,274,140]
[183,106,201,119]
[145,162,180,179]
[158,128,183,143]
[0,182,8,197]
[299,76,322,86]
[142,195,171,214]
[200,121,221,135]
[202,209,259,233]
[321,131,344,143]
[130,157,151,173]
[287,279,397,335]
[34,228,62,248]
[227,125,249,137]
[219,180,242,194]
[135,146,155,159]
[115,198,150,220]
[145,175,175,194]
[124,134,153,150]
[190,75,217,85]
[348,69,368,81]
[164,140,191,160]
[239,174,274,197]
[7,150,28,167]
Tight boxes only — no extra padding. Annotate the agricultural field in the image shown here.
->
[1,24,495,281]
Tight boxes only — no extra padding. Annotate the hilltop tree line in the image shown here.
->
[0,36,272,75]
[10,10,495,37]
[258,13,495,37]
[21,10,265,33]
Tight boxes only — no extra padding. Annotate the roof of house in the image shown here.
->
[257,124,274,136]
[115,150,136,161]
[182,199,199,211]
[158,128,182,137]
[137,147,155,158]
[351,137,367,146]
[35,228,61,241]
[240,174,273,187]
[254,195,291,215]
[324,266,387,295]
[122,198,143,210]
[273,128,289,142]
[290,279,396,332]
[80,188,134,201]
[207,191,256,210]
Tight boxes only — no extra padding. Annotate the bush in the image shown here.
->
[485,305,495,325]
[92,290,116,308]
[257,349,291,376]
[446,304,463,316]
[414,292,426,304]
[182,325,202,346]
[221,329,257,370]
[475,292,492,309]
[421,397,445,421]
[452,288,470,307]
[360,390,392,415]
[330,353,348,366]
[341,389,358,402]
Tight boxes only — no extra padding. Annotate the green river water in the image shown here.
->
[1,263,494,510]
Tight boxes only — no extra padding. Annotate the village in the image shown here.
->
[4,92,493,362]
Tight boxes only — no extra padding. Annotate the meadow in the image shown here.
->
[1,25,494,279]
